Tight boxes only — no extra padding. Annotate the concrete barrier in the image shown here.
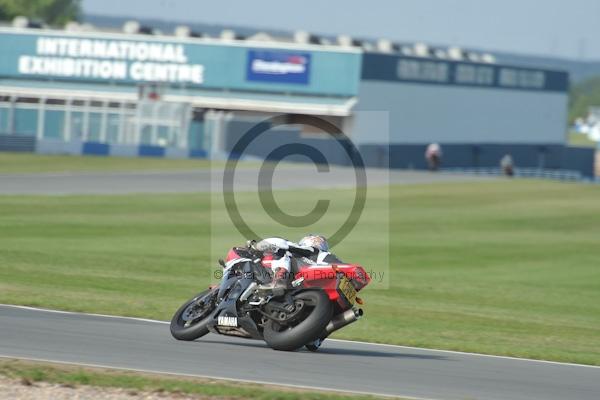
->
[36,139,82,155]
[109,144,138,158]
[165,147,188,159]
[138,145,165,157]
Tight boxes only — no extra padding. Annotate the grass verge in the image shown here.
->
[568,131,598,148]
[0,358,386,399]
[0,152,216,173]
[1,180,599,365]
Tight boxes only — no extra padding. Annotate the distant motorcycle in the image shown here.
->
[170,240,370,351]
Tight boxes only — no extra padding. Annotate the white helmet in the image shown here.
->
[299,234,329,252]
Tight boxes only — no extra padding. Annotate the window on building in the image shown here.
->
[88,112,103,142]
[14,108,37,136]
[106,113,121,144]
[71,111,85,140]
[44,110,65,139]
[0,106,10,134]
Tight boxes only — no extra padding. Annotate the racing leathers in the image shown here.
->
[255,238,342,293]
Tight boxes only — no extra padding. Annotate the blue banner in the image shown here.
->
[246,50,311,84]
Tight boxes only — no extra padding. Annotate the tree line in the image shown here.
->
[0,0,80,26]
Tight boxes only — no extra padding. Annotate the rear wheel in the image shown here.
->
[263,289,332,351]
[170,289,217,341]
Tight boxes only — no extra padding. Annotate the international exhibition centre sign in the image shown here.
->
[0,29,361,96]
[20,36,204,84]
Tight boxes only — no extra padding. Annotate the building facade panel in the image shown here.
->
[354,80,568,145]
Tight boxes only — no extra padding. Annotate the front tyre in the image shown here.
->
[263,289,333,351]
[170,289,217,341]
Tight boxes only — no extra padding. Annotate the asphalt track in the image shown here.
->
[1,305,599,400]
[0,166,493,195]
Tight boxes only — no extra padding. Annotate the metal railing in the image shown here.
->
[441,167,587,182]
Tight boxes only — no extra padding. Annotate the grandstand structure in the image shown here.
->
[0,17,595,177]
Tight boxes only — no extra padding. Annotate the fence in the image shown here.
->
[441,167,591,182]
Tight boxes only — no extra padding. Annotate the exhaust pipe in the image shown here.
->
[239,282,257,301]
[325,308,363,334]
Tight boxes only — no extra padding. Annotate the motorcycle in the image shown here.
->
[170,240,370,351]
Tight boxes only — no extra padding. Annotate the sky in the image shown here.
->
[82,0,600,60]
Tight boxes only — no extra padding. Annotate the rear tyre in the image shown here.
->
[263,289,333,351]
[170,289,216,341]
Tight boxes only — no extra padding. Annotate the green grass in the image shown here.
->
[1,180,600,365]
[0,359,385,400]
[568,131,598,148]
[0,152,216,173]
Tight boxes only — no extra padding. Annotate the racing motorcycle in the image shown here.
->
[170,240,370,351]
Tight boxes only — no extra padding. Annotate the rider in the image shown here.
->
[257,234,342,293]
[297,234,342,265]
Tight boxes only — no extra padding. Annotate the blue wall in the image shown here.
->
[357,143,595,178]
[217,120,595,178]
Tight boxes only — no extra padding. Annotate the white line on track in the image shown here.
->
[1,304,169,325]
[2,303,599,370]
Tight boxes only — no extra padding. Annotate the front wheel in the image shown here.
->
[263,289,333,351]
[170,289,217,341]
